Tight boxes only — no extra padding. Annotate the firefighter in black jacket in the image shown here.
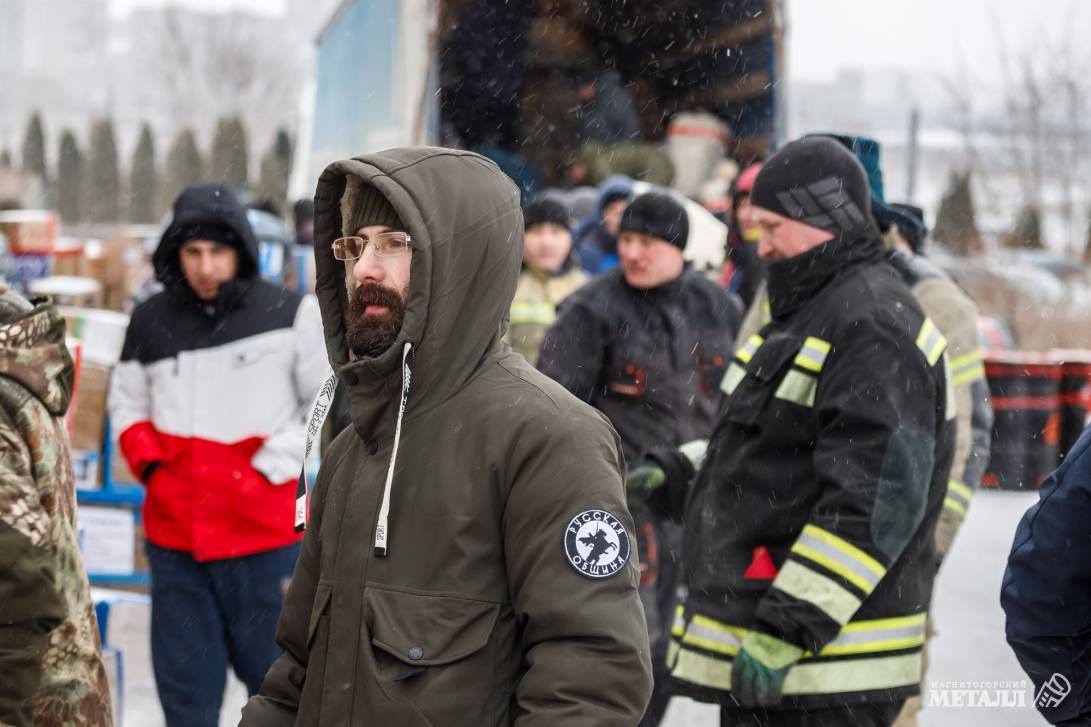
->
[638,137,956,726]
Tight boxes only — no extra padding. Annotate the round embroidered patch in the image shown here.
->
[564,509,631,579]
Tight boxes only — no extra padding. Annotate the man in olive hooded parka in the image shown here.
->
[240,147,652,726]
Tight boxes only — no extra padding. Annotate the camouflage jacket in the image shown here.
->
[0,299,112,726]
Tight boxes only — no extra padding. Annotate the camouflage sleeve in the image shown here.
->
[0,410,65,726]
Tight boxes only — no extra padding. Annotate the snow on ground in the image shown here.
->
[109,490,1044,726]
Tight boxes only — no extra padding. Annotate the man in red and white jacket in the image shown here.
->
[108,183,326,727]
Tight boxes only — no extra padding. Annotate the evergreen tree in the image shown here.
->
[21,113,48,205]
[130,124,158,223]
[21,113,47,181]
[257,129,293,212]
[84,119,121,223]
[0,149,11,169]
[56,130,83,223]
[162,128,204,209]
[933,171,983,256]
[1010,205,1044,250]
[210,116,249,189]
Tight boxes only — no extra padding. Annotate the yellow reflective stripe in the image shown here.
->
[671,647,921,694]
[772,560,862,625]
[775,369,817,407]
[944,480,973,518]
[672,645,734,689]
[681,613,746,656]
[679,439,709,471]
[786,653,921,694]
[736,334,764,364]
[672,604,686,637]
[509,301,556,325]
[673,607,926,661]
[944,352,958,421]
[948,480,973,501]
[794,337,832,373]
[721,362,747,395]
[821,614,927,656]
[950,351,986,384]
[761,298,771,325]
[915,318,947,366]
[792,525,886,593]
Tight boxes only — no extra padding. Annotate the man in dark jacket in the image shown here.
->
[574,174,634,274]
[108,183,326,727]
[239,147,652,726]
[539,191,744,725]
[1002,426,1091,726]
[641,137,955,726]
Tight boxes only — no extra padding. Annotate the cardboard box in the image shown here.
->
[11,254,52,287]
[70,361,110,452]
[0,209,58,254]
[60,307,129,366]
[28,276,104,308]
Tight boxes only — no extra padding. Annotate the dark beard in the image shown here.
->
[346,282,408,358]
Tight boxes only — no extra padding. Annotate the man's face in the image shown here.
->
[602,199,627,237]
[179,239,239,302]
[754,207,835,262]
[346,225,413,358]
[735,194,762,242]
[523,223,572,275]
[618,231,685,289]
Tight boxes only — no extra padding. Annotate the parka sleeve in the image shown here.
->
[1002,430,1091,726]
[239,435,339,727]
[537,297,605,402]
[502,411,652,726]
[752,314,949,653]
[0,413,65,726]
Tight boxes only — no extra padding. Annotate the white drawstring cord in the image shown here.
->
[374,341,414,557]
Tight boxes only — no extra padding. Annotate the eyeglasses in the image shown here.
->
[332,232,412,260]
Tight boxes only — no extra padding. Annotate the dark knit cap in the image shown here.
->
[618,192,689,249]
[351,186,404,233]
[889,203,927,252]
[750,137,872,237]
[523,198,570,231]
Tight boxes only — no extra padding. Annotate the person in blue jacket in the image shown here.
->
[1002,424,1091,725]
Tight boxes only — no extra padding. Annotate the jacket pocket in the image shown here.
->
[365,587,501,724]
[298,583,332,726]
[724,332,801,426]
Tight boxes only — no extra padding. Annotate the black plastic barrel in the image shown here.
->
[983,353,1061,490]
[1054,351,1091,461]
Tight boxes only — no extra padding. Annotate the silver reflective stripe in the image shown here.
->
[824,621,926,650]
[736,334,764,364]
[680,616,744,656]
[792,531,883,592]
[916,318,947,366]
[794,337,831,373]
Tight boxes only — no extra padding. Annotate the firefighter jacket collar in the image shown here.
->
[766,232,884,320]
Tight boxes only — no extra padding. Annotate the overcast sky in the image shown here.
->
[787,0,1088,84]
[105,0,1090,87]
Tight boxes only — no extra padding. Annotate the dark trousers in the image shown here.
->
[147,542,300,727]
[638,517,683,727]
[719,701,906,727]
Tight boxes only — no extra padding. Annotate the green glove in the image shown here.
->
[624,465,667,514]
[731,631,804,707]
